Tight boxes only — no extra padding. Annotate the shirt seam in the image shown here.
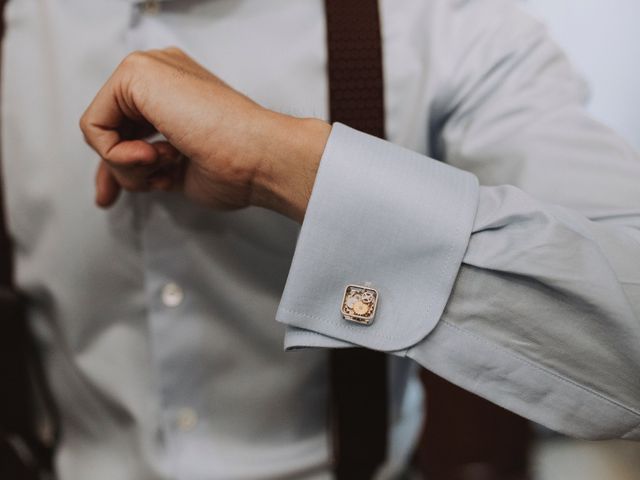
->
[286,328,345,341]
[439,319,640,419]
[623,423,640,439]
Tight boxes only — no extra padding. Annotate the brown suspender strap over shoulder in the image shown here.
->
[324,1,389,478]
[325,0,386,138]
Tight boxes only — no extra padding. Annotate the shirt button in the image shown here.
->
[176,408,198,432]
[161,282,184,307]
[142,0,160,15]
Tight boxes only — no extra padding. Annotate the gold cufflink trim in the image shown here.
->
[341,283,378,326]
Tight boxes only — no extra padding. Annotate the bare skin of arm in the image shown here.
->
[80,47,331,223]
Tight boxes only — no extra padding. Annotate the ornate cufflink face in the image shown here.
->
[341,284,378,326]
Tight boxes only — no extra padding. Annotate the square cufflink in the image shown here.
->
[341,284,378,326]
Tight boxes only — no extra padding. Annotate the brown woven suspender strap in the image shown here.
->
[325,1,389,478]
[325,0,386,138]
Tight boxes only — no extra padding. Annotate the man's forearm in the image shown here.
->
[250,114,331,223]
[80,48,331,220]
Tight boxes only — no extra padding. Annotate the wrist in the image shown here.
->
[251,113,331,222]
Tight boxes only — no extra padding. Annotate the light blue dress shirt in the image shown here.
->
[2,0,639,479]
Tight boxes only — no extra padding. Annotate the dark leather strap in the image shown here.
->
[0,0,8,287]
[0,2,57,478]
[325,1,389,478]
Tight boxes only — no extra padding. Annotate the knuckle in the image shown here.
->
[164,46,185,57]
[78,119,95,148]
[78,114,89,134]
[121,50,148,69]
[78,110,91,134]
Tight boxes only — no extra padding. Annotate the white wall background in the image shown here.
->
[521,0,640,150]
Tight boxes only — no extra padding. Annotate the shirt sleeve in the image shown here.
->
[276,0,640,440]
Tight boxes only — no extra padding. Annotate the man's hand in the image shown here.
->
[80,48,331,222]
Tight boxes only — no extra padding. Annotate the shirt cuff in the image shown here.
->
[283,326,356,351]
[276,123,479,351]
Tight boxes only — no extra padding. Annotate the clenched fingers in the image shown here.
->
[95,141,185,208]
